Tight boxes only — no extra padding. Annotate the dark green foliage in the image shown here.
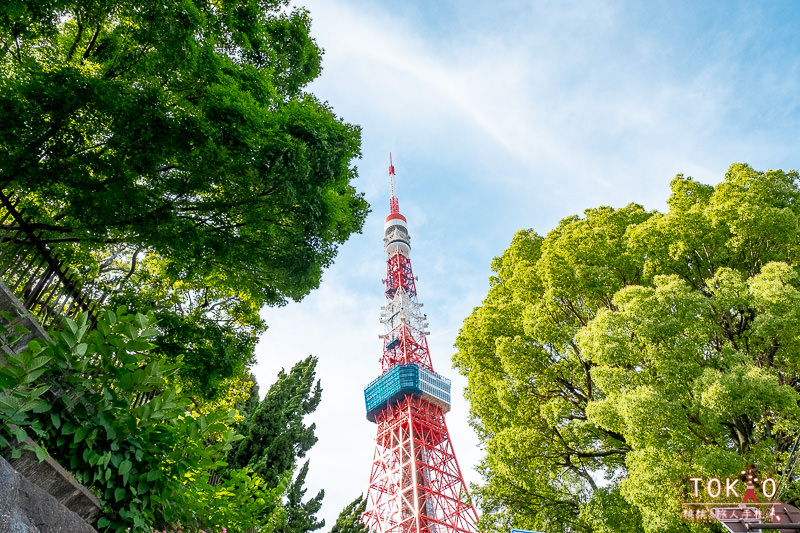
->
[276,461,325,533]
[330,495,368,533]
[229,355,322,486]
[0,0,369,400]
[238,373,262,421]
[1,2,363,527]
[229,355,324,532]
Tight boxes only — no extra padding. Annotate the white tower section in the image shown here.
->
[379,155,431,371]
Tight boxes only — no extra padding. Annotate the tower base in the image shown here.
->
[364,396,479,533]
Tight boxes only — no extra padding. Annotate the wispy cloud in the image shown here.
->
[256,0,800,525]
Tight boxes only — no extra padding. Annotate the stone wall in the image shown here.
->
[0,453,97,533]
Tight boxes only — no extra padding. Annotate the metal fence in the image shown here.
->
[0,191,100,330]
[0,190,160,420]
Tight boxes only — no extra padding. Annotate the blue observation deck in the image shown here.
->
[364,363,451,423]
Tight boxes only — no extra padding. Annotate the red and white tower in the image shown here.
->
[363,156,480,533]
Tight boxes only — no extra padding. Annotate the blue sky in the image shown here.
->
[252,1,800,526]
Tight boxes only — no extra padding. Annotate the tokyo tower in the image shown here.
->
[363,156,480,533]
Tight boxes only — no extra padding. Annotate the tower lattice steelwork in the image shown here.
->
[363,156,480,533]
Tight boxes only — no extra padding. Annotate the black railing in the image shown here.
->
[0,191,158,409]
[0,191,100,330]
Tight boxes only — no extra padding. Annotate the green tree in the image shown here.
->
[0,0,369,399]
[230,355,324,531]
[276,461,325,533]
[239,373,262,420]
[454,164,800,533]
[329,495,368,533]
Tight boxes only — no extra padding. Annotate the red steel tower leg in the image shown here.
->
[363,156,480,533]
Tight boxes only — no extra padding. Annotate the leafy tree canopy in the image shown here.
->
[0,0,369,398]
[454,163,800,533]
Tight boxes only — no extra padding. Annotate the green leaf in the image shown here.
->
[64,317,78,335]
[110,454,122,469]
[28,355,51,371]
[28,385,50,399]
[26,339,42,354]
[73,427,87,444]
[31,400,50,413]
[118,353,140,365]
[0,395,21,411]
[125,339,151,352]
[118,459,132,475]
[34,445,47,462]
[22,368,47,384]
[0,371,17,389]
[118,373,135,391]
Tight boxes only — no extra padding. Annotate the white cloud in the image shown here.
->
[254,0,800,525]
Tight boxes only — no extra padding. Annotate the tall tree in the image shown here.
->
[230,355,324,531]
[0,0,369,398]
[455,164,800,533]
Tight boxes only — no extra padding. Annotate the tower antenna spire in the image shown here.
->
[388,153,399,215]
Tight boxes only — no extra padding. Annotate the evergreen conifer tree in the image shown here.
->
[230,355,324,531]
[330,495,368,533]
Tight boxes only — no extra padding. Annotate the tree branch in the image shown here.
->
[13,32,22,64]
[0,37,12,61]
[66,19,84,62]
[117,247,144,289]
[82,24,102,60]
[573,448,628,459]
[0,222,74,234]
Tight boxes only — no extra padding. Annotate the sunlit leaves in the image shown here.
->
[456,164,800,533]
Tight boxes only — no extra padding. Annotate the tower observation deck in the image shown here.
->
[362,156,480,533]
